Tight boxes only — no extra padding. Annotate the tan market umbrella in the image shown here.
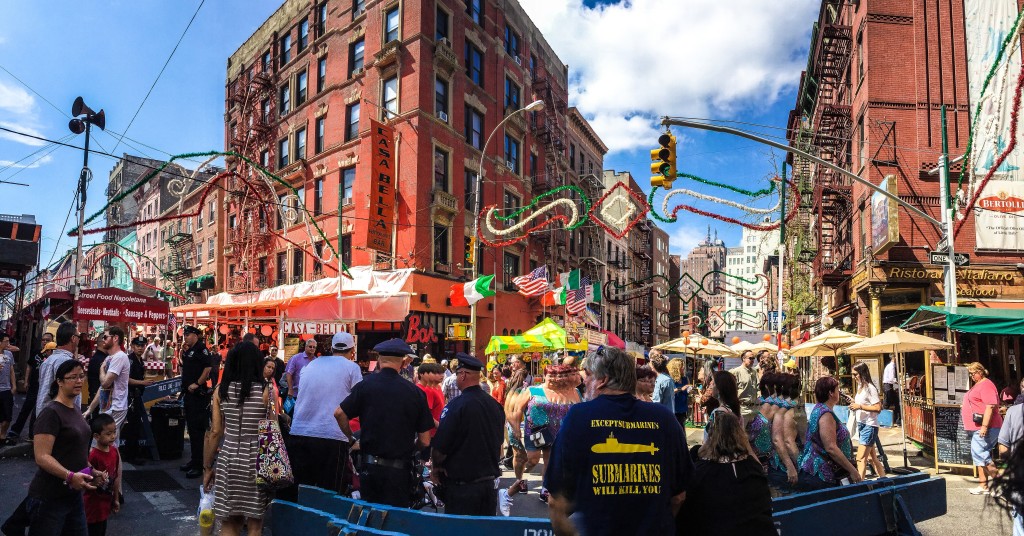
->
[843,327,953,355]
[654,337,737,357]
[788,328,866,357]
[843,326,952,472]
[731,340,786,354]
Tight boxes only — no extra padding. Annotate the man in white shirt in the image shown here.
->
[283,332,363,499]
[882,357,900,426]
[84,326,131,444]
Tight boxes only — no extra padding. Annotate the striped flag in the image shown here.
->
[167,313,177,331]
[512,265,549,297]
[566,287,587,315]
[558,270,581,290]
[541,286,567,306]
[583,307,602,328]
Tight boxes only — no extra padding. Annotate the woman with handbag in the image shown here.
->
[797,376,861,491]
[508,364,581,504]
[962,362,1002,495]
[204,341,278,535]
[849,362,885,480]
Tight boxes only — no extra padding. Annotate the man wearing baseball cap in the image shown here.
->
[281,332,362,500]
[336,338,433,507]
[179,325,215,478]
[431,354,505,516]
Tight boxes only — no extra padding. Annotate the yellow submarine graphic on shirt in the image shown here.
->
[591,433,659,455]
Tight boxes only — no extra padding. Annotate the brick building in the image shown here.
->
[223,0,607,357]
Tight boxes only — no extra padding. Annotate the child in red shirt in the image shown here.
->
[84,413,121,536]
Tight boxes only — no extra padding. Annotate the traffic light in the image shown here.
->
[465,235,477,264]
[650,133,677,188]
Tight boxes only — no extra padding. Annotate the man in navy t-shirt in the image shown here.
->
[545,347,692,535]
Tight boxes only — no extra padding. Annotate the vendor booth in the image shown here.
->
[171,267,413,362]
[484,318,588,377]
[899,305,1024,471]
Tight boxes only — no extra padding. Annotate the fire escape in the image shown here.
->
[165,233,194,302]
[225,67,279,293]
[809,3,854,287]
[530,70,572,269]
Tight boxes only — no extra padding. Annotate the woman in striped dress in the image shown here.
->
[203,341,271,535]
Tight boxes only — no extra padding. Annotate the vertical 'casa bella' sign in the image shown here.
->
[367,119,396,254]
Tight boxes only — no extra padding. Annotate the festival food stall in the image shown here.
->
[899,306,1024,471]
[484,318,589,376]
[171,267,413,359]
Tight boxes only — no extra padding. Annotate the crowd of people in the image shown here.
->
[6,321,1024,536]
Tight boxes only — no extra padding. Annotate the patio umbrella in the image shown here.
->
[601,330,626,349]
[730,340,786,354]
[788,328,866,357]
[654,337,737,357]
[844,327,953,472]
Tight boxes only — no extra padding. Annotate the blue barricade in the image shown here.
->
[283,473,945,536]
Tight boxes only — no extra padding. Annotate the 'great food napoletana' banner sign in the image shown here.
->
[975,180,1024,250]
[75,288,170,324]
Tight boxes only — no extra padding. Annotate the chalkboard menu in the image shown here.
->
[934,405,972,467]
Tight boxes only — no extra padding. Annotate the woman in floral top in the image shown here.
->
[797,376,861,490]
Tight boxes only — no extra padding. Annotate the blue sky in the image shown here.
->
[0,0,819,269]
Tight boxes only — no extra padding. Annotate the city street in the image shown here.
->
[0,393,1011,534]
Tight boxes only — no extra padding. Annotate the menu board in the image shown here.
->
[282,336,301,363]
[934,405,973,467]
[931,365,970,405]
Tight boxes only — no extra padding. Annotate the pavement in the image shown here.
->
[0,392,1016,535]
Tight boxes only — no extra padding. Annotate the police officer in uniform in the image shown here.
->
[431,353,505,516]
[179,326,214,479]
[335,338,433,507]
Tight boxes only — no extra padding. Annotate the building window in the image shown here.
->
[292,250,304,283]
[858,115,866,169]
[341,234,352,267]
[503,190,520,225]
[295,127,306,161]
[384,7,400,43]
[504,77,520,111]
[278,137,289,168]
[345,102,359,141]
[280,33,292,66]
[350,39,365,76]
[296,70,307,105]
[298,19,309,51]
[317,56,327,92]
[503,252,520,285]
[504,25,519,57]
[569,143,576,170]
[261,98,271,123]
[208,200,215,223]
[260,149,269,168]
[208,238,214,261]
[465,106,483,149]
[529,153,537,179]
[464,169,478,212]
[434,224,450,264]
[295,187,305,223]
[317,2,328,36]
[276,194,286,229]
[465,41,483,86]
[529,54,536,76]
[276,252,287,285]
[314,177,324,215]
[229,214,237,229]
[342,167,355,204]
[262,51,272,72]
[504,134,520,173]
[279,84,290,114]
[466,0,481,25]
[353,0,365,18]
[435,77,448,118]
[315,116,325,153]
[382,76,398,119]
[197,211,203,230]
[856,30,864,84]
[434,147,449,191]
[436,7,449,41]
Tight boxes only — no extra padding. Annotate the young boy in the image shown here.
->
[85,413,121,536]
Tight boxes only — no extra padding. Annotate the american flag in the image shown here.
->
[513,265,550,297]
[167,313,177,331]
[566,288,587,315]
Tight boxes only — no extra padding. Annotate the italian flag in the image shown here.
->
[541,286,567,307]
[558,270,581,290]
[449,275,496,307]
[586,282,602,303]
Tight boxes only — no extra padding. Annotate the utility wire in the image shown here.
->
[109,0,205,155]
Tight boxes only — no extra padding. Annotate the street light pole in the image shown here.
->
[468,100,545,355]
[938,105,958,313]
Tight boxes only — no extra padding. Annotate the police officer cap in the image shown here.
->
[454,352,484,371]
[131,336,147,347]
[373,338,413,357]
[183,325,203,337]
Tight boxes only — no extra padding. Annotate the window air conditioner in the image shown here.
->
[437,111,449,122]
[439,37,451,47]
[514,56,522,66]
[506,161,515,170]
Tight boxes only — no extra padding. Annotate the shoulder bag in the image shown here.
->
[256,385,294,490]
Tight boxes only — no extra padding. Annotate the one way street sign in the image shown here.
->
[929,251,970,266]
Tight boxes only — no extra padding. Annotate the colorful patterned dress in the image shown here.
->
[747,412,774,462]
[797,402,853,485]
[525,386,576,445]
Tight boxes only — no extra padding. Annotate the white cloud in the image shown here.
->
[668,223,707,255]
[0,154,51,169]
[520,0,819,153]
[0,80,45,147]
